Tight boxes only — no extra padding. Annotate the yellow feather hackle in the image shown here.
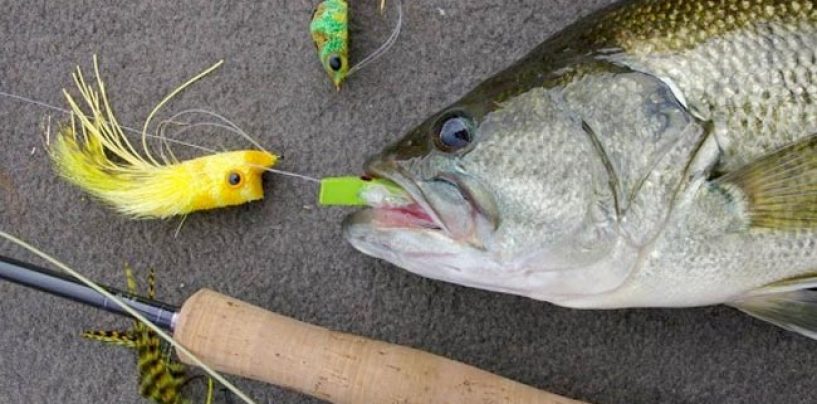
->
[48,56,278,219]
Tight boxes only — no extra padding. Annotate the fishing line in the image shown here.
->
[155,111,322,183]
[139,58,224,166]
[0,87,320,185]
[249,164,321,183]
[157,109,264,164]
[346,0,404,78]
[0,89,218,153]
[0,230,257,404]
[164,108,270,154]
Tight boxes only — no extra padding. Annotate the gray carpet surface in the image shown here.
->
[0,1,814,403]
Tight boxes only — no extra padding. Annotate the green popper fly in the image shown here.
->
[309,0,402,90]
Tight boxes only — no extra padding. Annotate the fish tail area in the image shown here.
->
[715,134,817,229]
[730,276,817,339]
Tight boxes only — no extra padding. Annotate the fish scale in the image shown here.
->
[614,16,817,171]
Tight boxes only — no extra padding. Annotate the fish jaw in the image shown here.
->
[343,205,639,302]
[343,200,540,297]
[342,151,639,302]
[342,156,514,288]
[342,150,634,302]
[343,208,519,293]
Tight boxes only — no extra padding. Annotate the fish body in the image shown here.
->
[310,0,350,89]
[344,0,817,335]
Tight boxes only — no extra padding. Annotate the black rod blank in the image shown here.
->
[0,255,179,330]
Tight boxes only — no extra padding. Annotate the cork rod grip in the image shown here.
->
[173,289,583,404]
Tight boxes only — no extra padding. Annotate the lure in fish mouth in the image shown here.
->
[345,160,510,283]
[344,0,817,341]
[343,163,510,292]
[344,102,508,276]
[357,158,500,240]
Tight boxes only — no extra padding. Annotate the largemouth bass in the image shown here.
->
[344,0,817,338]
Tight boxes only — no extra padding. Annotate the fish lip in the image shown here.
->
[364,160,495,239]
[364,160,450,233]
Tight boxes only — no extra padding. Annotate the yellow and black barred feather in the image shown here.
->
[82,267,212,404]
[81,329,137,348]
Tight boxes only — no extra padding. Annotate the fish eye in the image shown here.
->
[434,113,474,152]
[328,55,342,71]
[227,171,242,187]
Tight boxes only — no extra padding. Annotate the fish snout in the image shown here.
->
[377,126,433,164]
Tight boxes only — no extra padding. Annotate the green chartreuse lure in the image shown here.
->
[310,0,350,90]
[310,0,400,90]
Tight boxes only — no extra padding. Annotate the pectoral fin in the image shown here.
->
[716,135,817,229]
[731,276,817,339]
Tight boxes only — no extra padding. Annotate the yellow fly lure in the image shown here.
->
[82,266,215,404]
[48,56,278,219]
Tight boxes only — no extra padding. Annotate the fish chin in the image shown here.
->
[342,162,514,289]
[342,161,634,302]
[343,210,603,299]
[345,206,639,303]
[343,209,516,293]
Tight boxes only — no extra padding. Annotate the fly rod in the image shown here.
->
[0,254,583,404]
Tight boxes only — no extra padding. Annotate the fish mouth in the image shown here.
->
[346,159,499,245]
[360,163,446,232]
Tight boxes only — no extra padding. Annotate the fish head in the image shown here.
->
[344,84,623,300]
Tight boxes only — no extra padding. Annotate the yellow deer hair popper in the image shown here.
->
[48,56,278,219]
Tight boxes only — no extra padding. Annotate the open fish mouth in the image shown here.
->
[345,163,445,233]
[358,199,442,230]
[345,159,500,245]
[362,162,445,231]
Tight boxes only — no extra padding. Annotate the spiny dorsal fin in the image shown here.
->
[717,135,817,229]
[731,275,817,339]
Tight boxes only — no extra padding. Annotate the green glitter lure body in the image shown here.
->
[310,0,350,90]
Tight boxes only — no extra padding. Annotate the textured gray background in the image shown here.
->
[0,1,813,403]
